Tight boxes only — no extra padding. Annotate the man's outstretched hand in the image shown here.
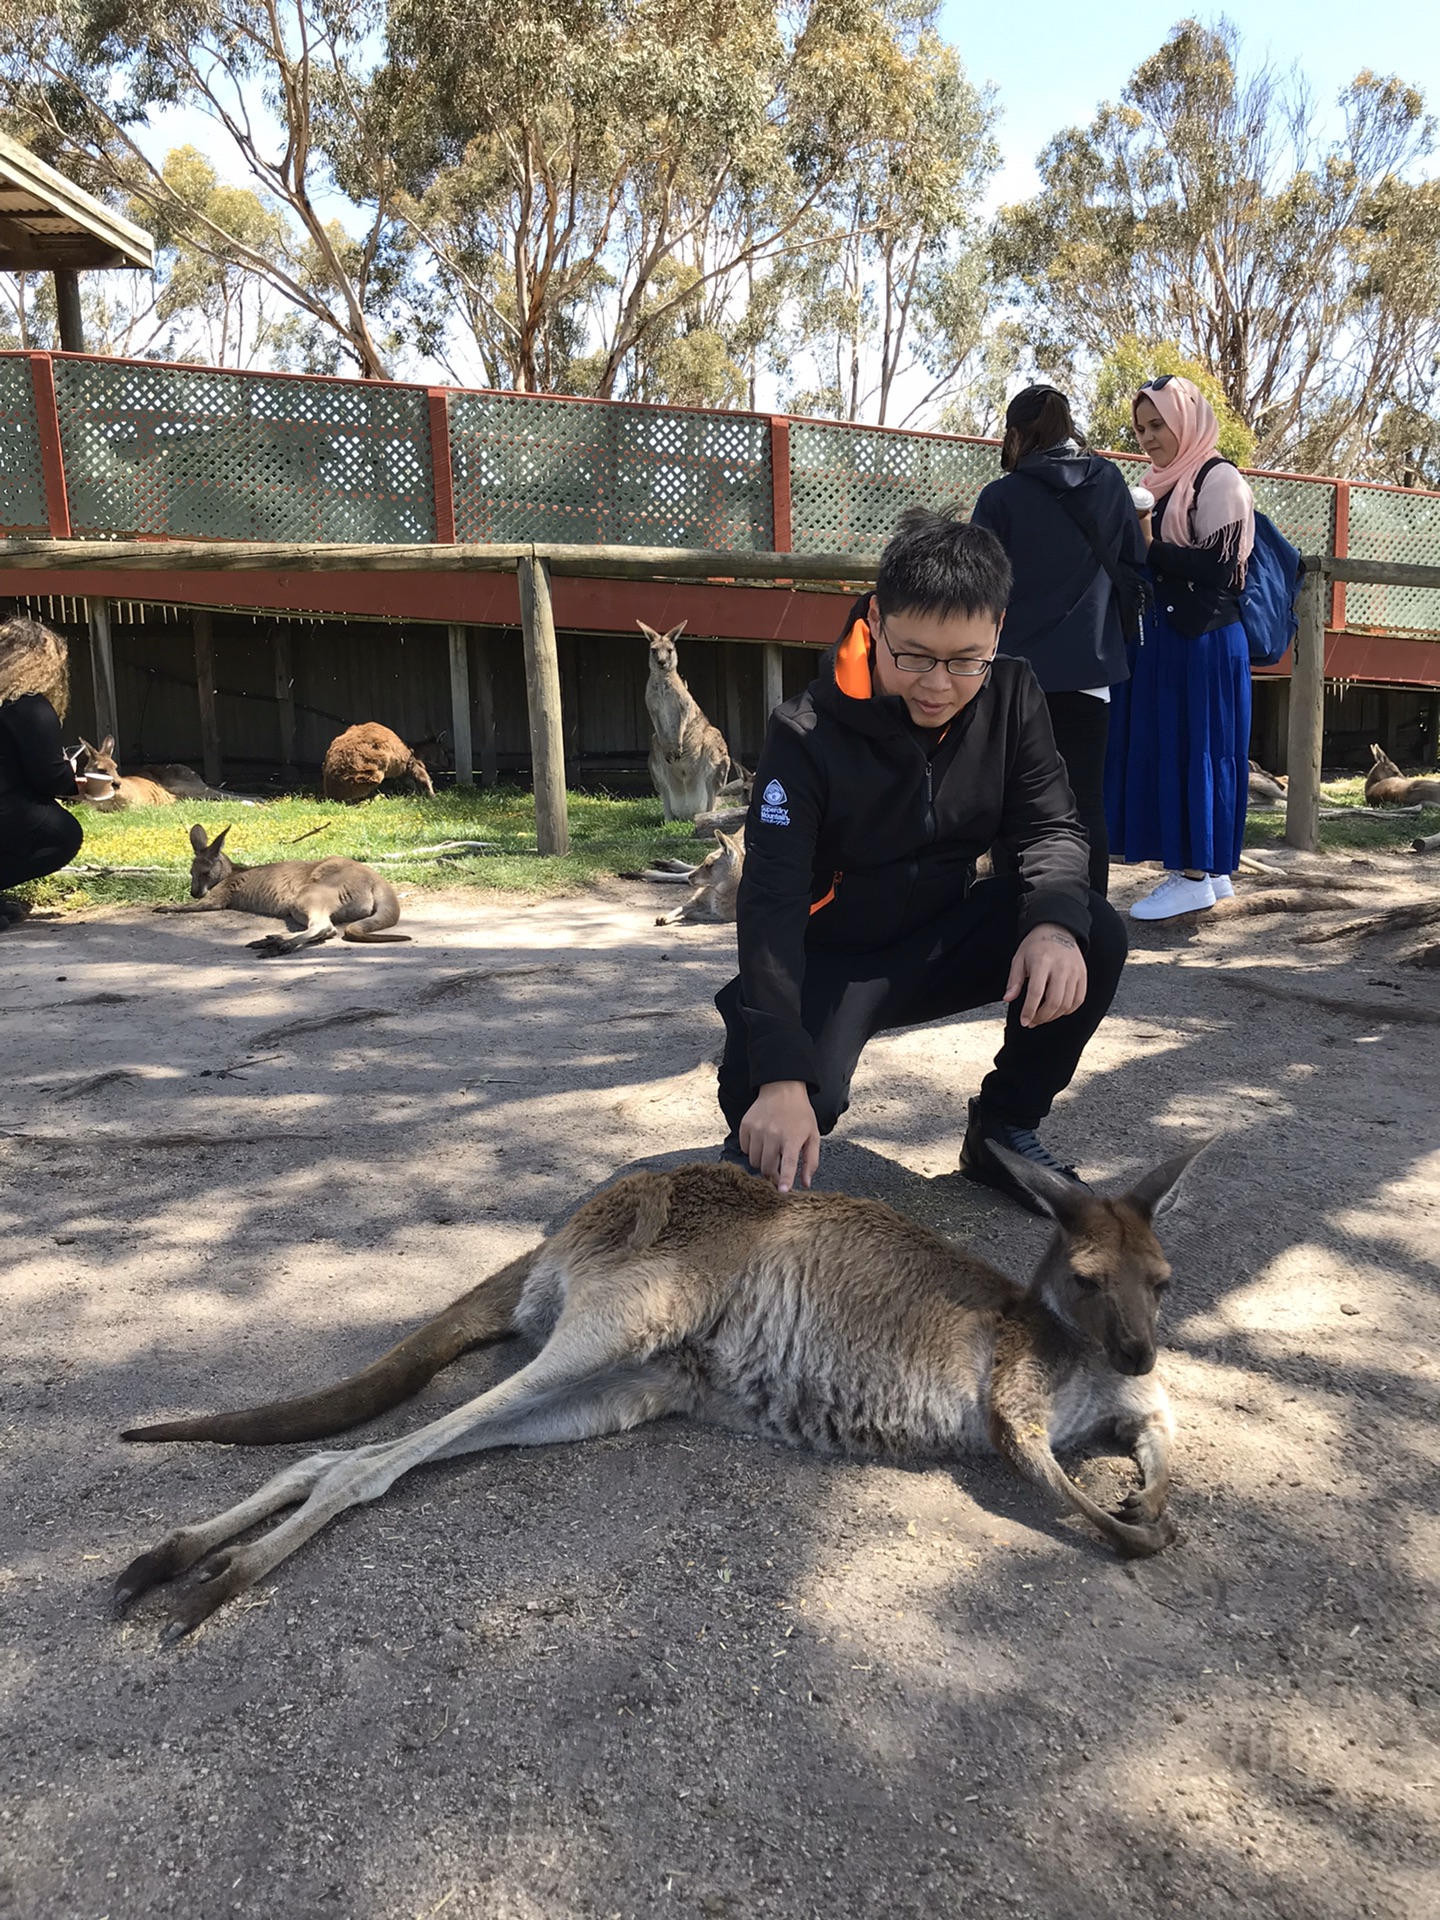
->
[739,1080,821,1194]
[1004,923,1088,1028]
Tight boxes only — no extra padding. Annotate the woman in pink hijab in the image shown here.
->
[1103,375,1257,920]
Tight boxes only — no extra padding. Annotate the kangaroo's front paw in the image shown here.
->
[246,934,292,956]
[1115,1486,1167,1525]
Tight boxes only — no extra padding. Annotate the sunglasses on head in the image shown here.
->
[1141,375,1175,391]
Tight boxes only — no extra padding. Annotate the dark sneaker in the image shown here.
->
[718,1135,763,1178]
[958,1097,1089,1216]
[0,894,32,928]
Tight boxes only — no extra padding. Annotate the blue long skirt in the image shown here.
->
[1104,607,1251,875]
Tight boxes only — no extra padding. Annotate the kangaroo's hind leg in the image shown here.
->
[336,883,411,945]
[120,1346,699,1643]
[248,888,341,956]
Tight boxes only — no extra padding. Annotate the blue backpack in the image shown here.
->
[1195,457,1303,667]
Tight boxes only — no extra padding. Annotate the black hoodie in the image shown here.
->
[969,447,1147,693]
[733,621,1092,1091]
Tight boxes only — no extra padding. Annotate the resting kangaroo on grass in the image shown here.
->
[115,1142,1207,1643]
[153,824,410,955]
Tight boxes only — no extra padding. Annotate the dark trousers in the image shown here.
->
[717,876,1127,1137]
[1045,691,1111,897]
[0,796,84,892]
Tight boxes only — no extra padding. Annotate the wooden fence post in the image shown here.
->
[472,630,498,786]
[86,597,117,744]
[448,623,474,787]
[193,608,222,787]
[762,643,784,722]
[1284,566,1327,853]
[516,556,570,855]
[273,625,297,776]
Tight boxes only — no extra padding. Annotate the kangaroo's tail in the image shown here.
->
[341,929,411,942]
[122,1249,536,1445]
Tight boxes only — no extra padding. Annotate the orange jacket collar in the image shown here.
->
[835,617,874,700]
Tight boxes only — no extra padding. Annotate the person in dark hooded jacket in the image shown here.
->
[969,386,1147,894]
[715,510,1128,1216]
[0,616,83,925]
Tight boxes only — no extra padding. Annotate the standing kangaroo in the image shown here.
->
[153,824,410,955]
[1364,744,1440,807]
[642,621,738,821]
[115,1144,1207,1643]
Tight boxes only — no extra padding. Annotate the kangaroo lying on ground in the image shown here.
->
[153,824,410,955]
[649,828,744,926]
[1364,744,1440,807]
[642,621,741,822]
[1247,761,1288,805]
[72,735,240,809]
[115,1143,1206,1643]
[322,723,436,804]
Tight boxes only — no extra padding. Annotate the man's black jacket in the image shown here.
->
[734,627,1091,1092]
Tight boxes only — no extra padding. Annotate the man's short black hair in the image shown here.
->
[874,507,1012,622]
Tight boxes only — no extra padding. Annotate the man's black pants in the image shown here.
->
[1045,691,1111,897]
[716,876,1127,1138]
[0,796,84,892]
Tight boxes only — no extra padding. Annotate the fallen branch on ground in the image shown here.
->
[1412,832,1440,853]
[1217,971,1440,1024]
[1173,889,1366,924]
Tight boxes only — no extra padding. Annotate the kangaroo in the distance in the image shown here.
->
[1247,761,1288,806]
[323,723,436,804]
[1364,744,1440,807]
[642,621,739,822]
[652,828,744,926]
[115,1142,1208,1643]
[73,735,245,810]
[153,824,410,955]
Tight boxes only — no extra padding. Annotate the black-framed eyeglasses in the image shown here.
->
[878,616,998,679]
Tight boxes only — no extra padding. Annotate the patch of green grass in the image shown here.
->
[21,788,703,912]
[1244,775,1440,854]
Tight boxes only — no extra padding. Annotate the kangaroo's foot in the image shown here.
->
[247,926,338,956]
[993,1415,1181,1559]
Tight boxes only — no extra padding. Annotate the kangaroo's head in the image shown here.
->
[995,1140,1213,1377]
[1369,743,1402,782]
[405,753,436,796]
[640,620,687,674]
[74,735,122,798]
[187,822,234,897]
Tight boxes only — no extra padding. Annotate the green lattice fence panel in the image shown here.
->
[1248,475,1335,558]
[449,394,773,550]
[0,355,48,533]
[1346,484,1440,636]
[52,359,436,543]
[790,422,1000,555]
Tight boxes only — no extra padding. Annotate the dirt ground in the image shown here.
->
[2,851,1437,1920]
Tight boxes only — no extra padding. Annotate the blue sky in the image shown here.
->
[940,1,1440,205]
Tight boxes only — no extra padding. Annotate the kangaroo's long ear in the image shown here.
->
[209,825,232,855]
[664,620,688,643]
[99,733,115,756]
[188,823,210,853]
[1124,1136,1216,1223]
[987,1145,1095,1230]
[637,621,662,643]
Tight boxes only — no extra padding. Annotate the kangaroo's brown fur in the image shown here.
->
[116,1144,1208,1642]
[653,828,744,925]
[1364,744,1440,807]
[152,823,410,955]
[74,737,250,807]
[322,723,436,804]
[1247,760,1288,805]
[642,622,740,821]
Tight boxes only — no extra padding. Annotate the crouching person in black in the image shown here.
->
[715,510,1127,1215]
[0,617,83,926]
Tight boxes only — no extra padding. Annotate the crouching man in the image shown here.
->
[715,509,1127,1214]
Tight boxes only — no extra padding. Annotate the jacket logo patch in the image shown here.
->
[759,778,790,826]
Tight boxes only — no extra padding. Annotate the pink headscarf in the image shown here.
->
[1134,376,1254,575]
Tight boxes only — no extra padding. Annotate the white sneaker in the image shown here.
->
[1129,872,1217,920]
[1212,874,1235,900]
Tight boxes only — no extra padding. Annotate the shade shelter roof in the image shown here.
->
[0,128,154,273]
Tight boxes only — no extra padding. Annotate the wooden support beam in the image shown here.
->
[1326,557,1440,589]
[272,625,296,775]
[762,643,784,722]
[1285,567,1327,853]
[472,631,498,786]
[53,269,84,352]
[86,596,116,744]
[192,607,222,787]
[448,623,474,787]
[516,557,569,855]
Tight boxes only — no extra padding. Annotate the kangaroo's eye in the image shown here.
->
[1071,1272,1099,1291]
[1152,1277,1171,1295]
